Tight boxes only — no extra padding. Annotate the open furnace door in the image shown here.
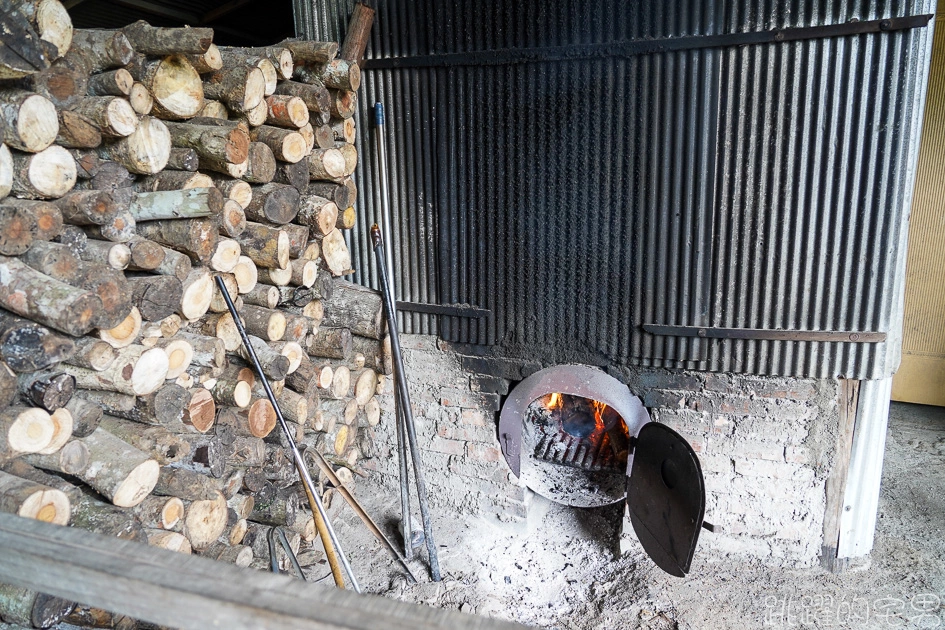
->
[626,422,706,577]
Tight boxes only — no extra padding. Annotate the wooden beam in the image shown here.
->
[0,513,526,630]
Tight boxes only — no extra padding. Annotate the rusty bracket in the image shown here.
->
[642,324,886,343]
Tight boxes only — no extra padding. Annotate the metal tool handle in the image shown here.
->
[267,527,305,580]
[214,276,361,593]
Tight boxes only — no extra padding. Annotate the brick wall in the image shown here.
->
[364,335,842,567]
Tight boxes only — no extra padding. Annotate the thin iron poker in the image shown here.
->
[214,275,361,593]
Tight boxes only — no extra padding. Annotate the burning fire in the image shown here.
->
[546,392,562,410]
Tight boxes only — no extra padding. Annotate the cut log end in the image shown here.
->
[112,458,160,508]
[20,487,71,525]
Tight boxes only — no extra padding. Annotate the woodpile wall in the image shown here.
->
[0,2,387,625]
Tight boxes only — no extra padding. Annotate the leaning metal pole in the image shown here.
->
[374,101,413,560]
[214,276,361,593]
[372,225,441,582]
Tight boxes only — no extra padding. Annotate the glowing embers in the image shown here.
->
[526,393,630,473]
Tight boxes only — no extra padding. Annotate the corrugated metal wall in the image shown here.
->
[296,0,935,379]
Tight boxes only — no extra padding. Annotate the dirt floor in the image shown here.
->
[319,402,945,629]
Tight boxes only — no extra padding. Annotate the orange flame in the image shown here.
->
[546,392,562,410]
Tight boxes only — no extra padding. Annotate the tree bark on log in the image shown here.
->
[209,176,252,210]
[243,182,299,225]
[296,194,338,236]
[163,120,249,172]
[87,68,133,97]
[278,40,338,64]
[128,187,223,221]
[237,222,289,270]
[306,326,352,360]
[122,21,213,55]
[52,189,122,226]
[65,336,116,372]
[10,145,77,199]
[239,304,286,342]
[55,109,102,149]
[18,53,88,109]
[126,54,203,121]
[203,65,265,115]
[165,147,199,172]
[307,147,345,180]
[136,217,218,264]
[126,274,183,321]
[128,81,153,115]
[219,199,247,238]
[295,60,360,92]
[68,29,134,72]
[97,415,190,466]
[340,3,376,65]
[329,117,356,144]
[244,141,276,184]
[72,427,159,507]
[0,469,70,524]
[250,125,306,164]
[315,228,351,277]
[273,80,330,123]
[273,158,309,192]
[62,345,168,396]
[264,95,309,129]
[64,395,102,437]
[137,170,212,192]
[68,96,138,138]
[16,369,74,410]
[0,583,75,628]
[329,89,357,120]
[237,335,290,380]
[185,44,223,74]
[98,116,171,175]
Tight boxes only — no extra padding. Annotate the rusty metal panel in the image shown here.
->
[297,0,936,378]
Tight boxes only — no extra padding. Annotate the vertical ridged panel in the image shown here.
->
[297,0,935,378]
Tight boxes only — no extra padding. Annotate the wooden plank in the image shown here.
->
[0,513,525,630]
[821,378,859,572]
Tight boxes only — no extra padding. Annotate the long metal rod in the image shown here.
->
[372,225,441,582]
[214,276,361,593]
[363,14,932,70]
[374,101,413,560]
[267,527,304,580]
[304,450,418,583]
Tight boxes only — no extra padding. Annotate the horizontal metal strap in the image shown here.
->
[363,14,932,70]
[642,324,886,343]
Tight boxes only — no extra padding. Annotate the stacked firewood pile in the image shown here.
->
[0,1,388,624]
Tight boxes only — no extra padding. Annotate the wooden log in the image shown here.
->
[0,203,36,255]
[208,176,252,210]
[333,141,357,176]
[18,52,88,109]
[52,189,121,227]
[95,304,140,350]
[133,495,184,532]
[165,147,199,172]
[335,205,356,230]
[225,258,254,298]
[272,158,309,193]
[72,428,158,507]
[236,222,289,270]
[0,310,74,373]
[62,345,168,396]
[0,89,58,152]
[239,143,275,187]
[243,182,299,225]
[329,89,357,119]
[250,125,306,164]
[315,229,351,277]
[0,406,53,457]
[126,275,183,322]
[145,528,192,554]
[349,368,377,406]
[128,244,190,281]
[279,40,338,64]
[184,44,223,74]
[16,369,74,410]
[128,187,223,223]
[209,239,241,274]
[324,421,356,456]
[361,396,381,427]
[352,333,392,375]
[82,159,135,191]
[208,272,237,314]
[0,255,101,336]
[177,267,214,321]
[264,94,309,129]
[285,258,318,288]
[68,96,138,138]
[313,123,334,150]
[55,109,102,149]
[198,312,240,352]
[322,280,384,339]
[71,260,132,330]
[153,467,220,503]
[320,398,357,427]
[137,170,212,192]
[17,198,61,241]
[238,335,289,380]
[163,120,249,172]
[128,81,153,115]
[217,51,278,96]
[181,492,228,551]
[10,145,76,199]
[98,116,171,175]
[97,415,189,466]
[0,7,52,80]
[0,144,11,199]
[256,264,291,287]
[0,468,69,524]
[277,284,315,308]
[296,194,338,236]
[0,582,75,628]
[272,339,305,375]
[69,29,134,72]
[14,0,72,60]
[326,365,349,400]
[211,373,251,408]
[239,304,286,342]
[307,147,345,180]
[87,68,133,97]
[341,3,375,64]
[64,395,102,437]
[196,99,228,120]
[329,117,356,144]
[81,211,135,243]
[37,406,72,455]
[199,541,254,567]
[273,80,330,123]
[242,283,279,309]
[297,121,315,154]
[203,65,265,114]
[285,355,331,395]
[127,54,203,121]
[65,336,115,372]
[295,59,360,91]
[126,237,167,271]
[241,97,269,127]
[248,485,299,527]
[136,218,218,264]
[122,21,212,55]
[301,240,320,261]
[219,199,247,238]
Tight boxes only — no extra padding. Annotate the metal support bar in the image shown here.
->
[363,15,931,70]
[642,324,886,343]
[396,301,490,319]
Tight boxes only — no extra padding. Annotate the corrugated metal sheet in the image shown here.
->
[297,0,935,379]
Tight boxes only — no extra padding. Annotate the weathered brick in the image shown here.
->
[698,454,733,474]
[467,442,504,463]
[638,371,704,392]
[440,388,500,410]
[429,436,466,456]
[643,389,689,410]
[733,440,786,462]
[437,423,495,443]
[733,459,815,482]
[703,372,737,394]
[470,375,511,395]
[460,408,490,427]
[737,377,818,401]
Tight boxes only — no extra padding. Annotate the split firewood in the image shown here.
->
[0,469,70,524]
[87,68,134,97]
[98,116,171,174]
[0,89,59,152]
[68,96,138,138]
[68,29,134,72]
[203,64,265,115]
[295,59,361,91]
[126,54,204,121]
[244,182,300,225]
[296,193,338,235]
[55,110,102,149]
[0,310,75,372]
[244,141,276,184]
[122,21,213,55]
[314,229,351,277]
[308,146,346,180]
[185,44,223,74]
[10,145,77,199]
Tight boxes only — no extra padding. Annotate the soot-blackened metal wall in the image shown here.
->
[296,1,935,379]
